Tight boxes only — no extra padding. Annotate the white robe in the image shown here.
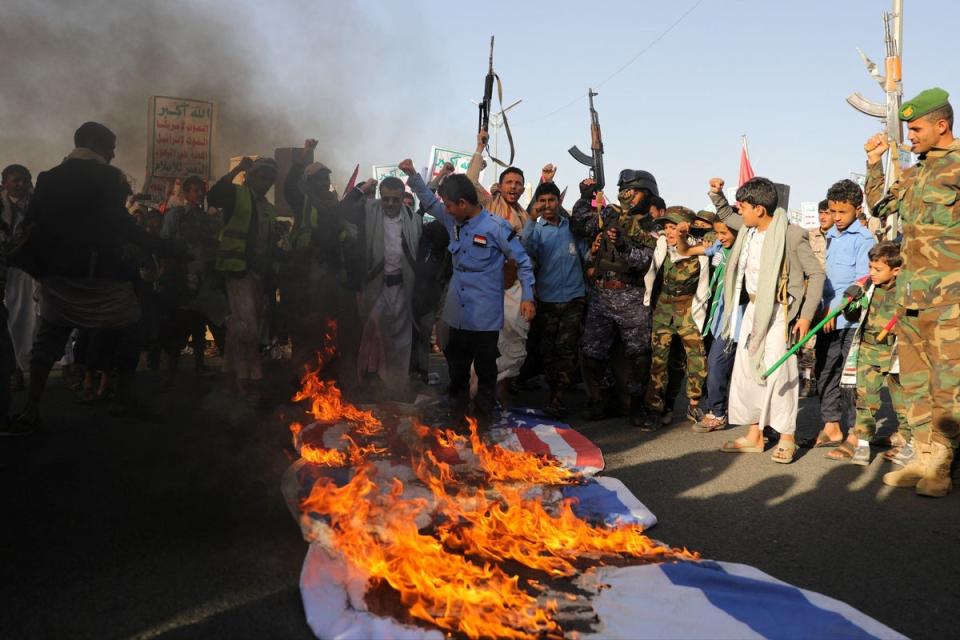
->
[358,215,412,391]
[728,230,799,434]
[2,194,38,371]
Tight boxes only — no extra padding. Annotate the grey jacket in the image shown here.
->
[710,190,825,323]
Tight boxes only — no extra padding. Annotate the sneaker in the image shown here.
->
[686,404,705,423]
[888,443,915,467]
[692,412,727,433]
[661,410,674,426]
[851,443,871,466]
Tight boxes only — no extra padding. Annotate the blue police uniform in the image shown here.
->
[407,173,535,420]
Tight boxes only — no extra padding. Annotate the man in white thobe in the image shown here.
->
[344,176,422,395]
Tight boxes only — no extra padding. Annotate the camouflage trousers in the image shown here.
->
[898,304,960,447]
[536,297,585,392]
[581,285,651,395]
[854,343,909,441]
[644,294,705,412]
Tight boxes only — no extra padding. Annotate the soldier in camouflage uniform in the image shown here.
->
[642,207,708,430]
[571,170,657,425]
[865,87,960,497]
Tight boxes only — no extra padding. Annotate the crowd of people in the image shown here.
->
[0,87,956,499]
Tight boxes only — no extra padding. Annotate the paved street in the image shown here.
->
[1,363,956,639]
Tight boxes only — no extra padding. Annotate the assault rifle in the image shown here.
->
[568,89,605,197]
[477,36,515,167]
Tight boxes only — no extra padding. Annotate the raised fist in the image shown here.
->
[304,138,319,151]
[477,130,490,149]
[864,133,889,165]
[709,177,725,194]
[541,163,557,183]
[440,162,456,176]
[398,158,416,176]
[580,178,597,198]
[237,156,254,172]
[359,178,377,195]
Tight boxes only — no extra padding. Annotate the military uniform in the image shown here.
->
[867,87,959,496]
[854,280,908,442]
[645,249,706,414]
[571,170,658,419]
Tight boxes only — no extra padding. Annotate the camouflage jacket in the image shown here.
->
[866,139,960,308]
[863,279,898,338]
[570,197,655,282]
[660,251,701,298]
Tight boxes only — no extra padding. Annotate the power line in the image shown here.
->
[526,0,707,123]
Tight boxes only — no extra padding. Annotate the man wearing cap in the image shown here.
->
[209,155,279,403]
[571,170,657,423]
[641,206,710,429]
[282,139,361,384]
[865,87,960,497]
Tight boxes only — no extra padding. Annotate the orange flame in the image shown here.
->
[467,419,576,485]
[293,361,700,638]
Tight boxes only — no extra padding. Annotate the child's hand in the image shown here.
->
[792,317,811,340]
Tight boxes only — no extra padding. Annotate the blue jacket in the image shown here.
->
[823,218,875,329]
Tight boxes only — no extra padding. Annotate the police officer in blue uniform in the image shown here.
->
[401,159,535,426]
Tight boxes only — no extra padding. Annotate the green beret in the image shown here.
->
[899,87,950,121]
[656,205,695,227]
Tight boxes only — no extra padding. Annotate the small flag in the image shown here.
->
[341,164,360,200]
[738,136,755,187]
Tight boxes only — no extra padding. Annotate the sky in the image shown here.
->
[2,0,958,211]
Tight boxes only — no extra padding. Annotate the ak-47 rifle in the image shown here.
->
[477,36,515,168]
[846,0,904,240]
[568,89,605,213]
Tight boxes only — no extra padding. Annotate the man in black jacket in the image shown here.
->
[10,122,169,429]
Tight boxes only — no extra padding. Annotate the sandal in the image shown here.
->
[810,431,843,448]
[826,441,856,461]
[720,437,764,453]
[771,440,798,464]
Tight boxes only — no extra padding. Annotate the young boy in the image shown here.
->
[675,214,739,432]
[641,206,710,430]
[831,242,910,465]
[718,177,825,463]
[814,179,875,451]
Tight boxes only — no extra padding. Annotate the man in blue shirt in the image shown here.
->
[522,182,587,418]
[400,160,535,426]
[814,178,876,453]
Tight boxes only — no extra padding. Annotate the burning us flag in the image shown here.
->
[282,360,903,640]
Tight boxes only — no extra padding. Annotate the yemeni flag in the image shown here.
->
[341,164,359,200]
[738,135,755,186]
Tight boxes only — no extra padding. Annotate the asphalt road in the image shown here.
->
[2,361,956,639]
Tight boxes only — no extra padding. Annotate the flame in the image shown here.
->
[468,419,576,485]
[301,466,560,639]
[293,359,700,638]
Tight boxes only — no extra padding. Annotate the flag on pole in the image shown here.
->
[738,135,755,187]
[341,164,360,200]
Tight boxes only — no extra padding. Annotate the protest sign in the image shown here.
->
[144,96,216,204]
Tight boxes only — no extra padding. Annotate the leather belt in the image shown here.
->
[596,279,629,290]
[905,308,919,317]
[383,272,403,287]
